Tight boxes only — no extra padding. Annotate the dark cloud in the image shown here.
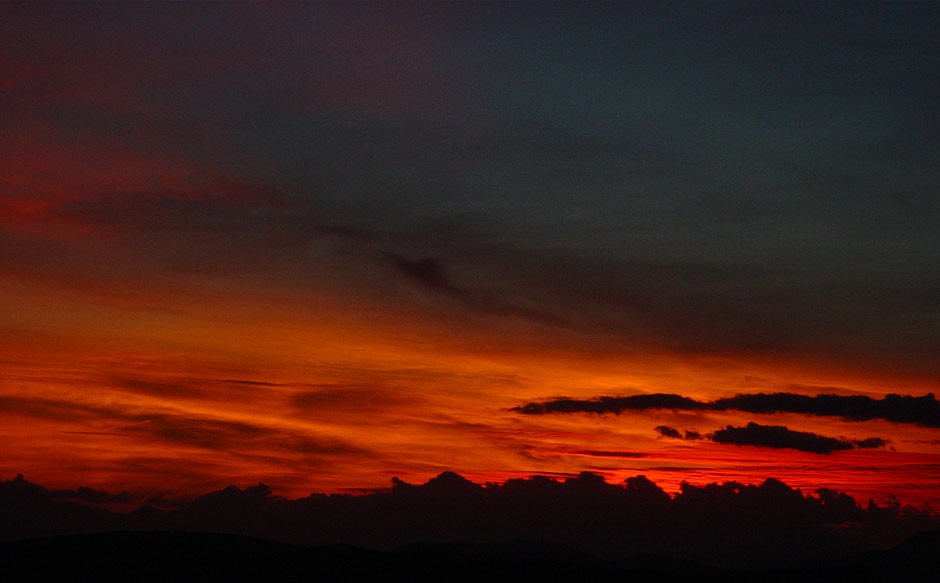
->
[711,393,940,427]
[2,472,936,569]
[655,422,888,455]
[712,423,859,455]
[515,394,702,415]
[654,425,682,439]
[516,392,940,428]
[853,437,890,449]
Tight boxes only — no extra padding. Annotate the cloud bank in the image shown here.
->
[1,472,936,569]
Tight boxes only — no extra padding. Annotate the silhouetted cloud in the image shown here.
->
[1,472,936,569]
[516,392,940,427]
[853,437,890,449]
[712,423,856,454]
[516,394,702,415]
[655,422,888,454]
[654,425,682,439]
[711,393,940,427]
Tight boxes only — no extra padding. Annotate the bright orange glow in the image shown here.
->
[1,265,938,507]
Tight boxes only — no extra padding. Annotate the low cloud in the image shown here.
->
[515,392,940,427]
[655,422,889,454]
[713,423,864,454]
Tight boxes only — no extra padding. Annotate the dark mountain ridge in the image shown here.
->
[2,530,938,582]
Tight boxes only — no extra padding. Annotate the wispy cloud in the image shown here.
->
[392,254,572,327]
[0,395,362,457]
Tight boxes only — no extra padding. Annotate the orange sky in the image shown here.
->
[2,271,938,507]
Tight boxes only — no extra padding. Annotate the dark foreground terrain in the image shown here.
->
[1,530,938,582]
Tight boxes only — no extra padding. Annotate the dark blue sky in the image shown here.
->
[2,1,938,373]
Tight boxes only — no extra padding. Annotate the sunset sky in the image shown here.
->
[1,1,938,509]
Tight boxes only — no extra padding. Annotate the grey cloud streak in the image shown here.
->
[392,254,573,328]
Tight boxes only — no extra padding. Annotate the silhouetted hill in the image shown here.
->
[1,530,938,582]
[0,531,628,582]
[398,538,603,565]
[0,532,365,582]
[857,529,940,582]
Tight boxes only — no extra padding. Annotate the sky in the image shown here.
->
[1,1,939,510]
